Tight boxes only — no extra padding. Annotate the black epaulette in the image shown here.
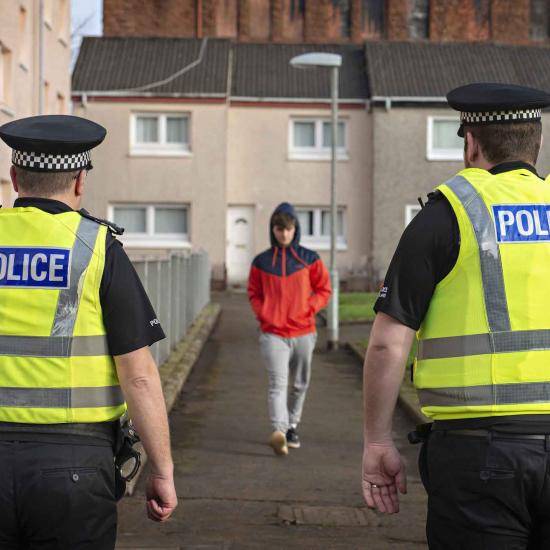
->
[424,190,445,206]
[78,208,125,235]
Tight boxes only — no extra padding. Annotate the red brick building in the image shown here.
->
[103,0,549,44]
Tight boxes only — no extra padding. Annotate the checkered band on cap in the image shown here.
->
[11,149,91,171]
[460,108,542,124]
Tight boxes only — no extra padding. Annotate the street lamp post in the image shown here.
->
[289,52,342,350]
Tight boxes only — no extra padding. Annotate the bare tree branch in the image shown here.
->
[71,11,95,39]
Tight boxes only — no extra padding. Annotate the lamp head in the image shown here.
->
[289,53,342,69]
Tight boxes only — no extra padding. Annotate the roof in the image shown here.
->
[73,38,550,103]
[365,41,550,99]
[72,37,231,96]
[231,43,368,100]
[72,37,368,100]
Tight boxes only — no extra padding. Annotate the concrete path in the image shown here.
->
[116,293,427,549]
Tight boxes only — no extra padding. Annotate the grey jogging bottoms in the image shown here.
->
[259,331,317,433]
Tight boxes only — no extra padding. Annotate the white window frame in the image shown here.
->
[288,118,349,161]
[108,204,191,248]
[405,204,422,227]
[426,116,463,161]
[129,113,191,157]
[295,207,347,250]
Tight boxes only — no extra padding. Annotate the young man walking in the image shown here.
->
[248,203,331,455]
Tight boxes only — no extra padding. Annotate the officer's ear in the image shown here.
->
[9,166,18,193]
[74,170,86,197]
[464,131,480,166]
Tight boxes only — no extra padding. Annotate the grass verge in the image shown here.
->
[339,292,378,323]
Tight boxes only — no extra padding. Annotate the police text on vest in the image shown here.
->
[0,247,70,288]
[492,205,550,243]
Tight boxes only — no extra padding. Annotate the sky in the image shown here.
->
[71,0,103,68]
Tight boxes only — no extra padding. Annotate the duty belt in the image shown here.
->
[408,423,550,445]
[0,421,117,443]
[434,428,550,441]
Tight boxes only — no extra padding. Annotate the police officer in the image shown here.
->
[362,83,550,548]
[0,115,177,548]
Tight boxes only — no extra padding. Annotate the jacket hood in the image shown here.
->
[270,202,300,248]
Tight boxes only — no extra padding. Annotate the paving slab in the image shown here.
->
[117,293,427,549]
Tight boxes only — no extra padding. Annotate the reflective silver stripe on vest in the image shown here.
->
[418,329,550,360]
[0,335,109,357]
[51,217,101,337]
[0,386,124,408]
[445,175,511,332]
[418,382,550,408]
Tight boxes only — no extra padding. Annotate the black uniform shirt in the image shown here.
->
[375,161,550,433]
[0,198,166,445]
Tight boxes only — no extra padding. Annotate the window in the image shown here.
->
[43,0,53,29]
[289,118,348,160]
[362,0,385,37]
[405,204,422,227]
[338,0,352,38]
[427,117,463,161]
[56,92,65,114]
[295,207,346,250]
[18,6,30,69]
[58,0,70,45]
[130,113,190,156]
[409,0,429,39]
[0,43,13,107]
[290,0,305,18]
[109,204,190,247]
[531,0,549,40]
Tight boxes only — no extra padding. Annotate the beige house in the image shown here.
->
[72,39,370,286]
[365,42,550,282]
[226,104,371,282]
[0,0,71,205]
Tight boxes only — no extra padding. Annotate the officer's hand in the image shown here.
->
[362,442,406,514]
[145,473,178,522]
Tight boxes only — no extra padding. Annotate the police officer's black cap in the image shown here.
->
[0,115,106,172]
[447,83,550,137]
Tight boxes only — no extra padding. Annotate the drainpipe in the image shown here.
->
[38,0,44,114]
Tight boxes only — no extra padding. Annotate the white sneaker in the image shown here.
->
[269,430,288,456]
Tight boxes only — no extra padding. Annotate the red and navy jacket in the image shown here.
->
[247,202,331,338]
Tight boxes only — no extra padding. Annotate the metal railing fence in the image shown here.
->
[132,251,211,366]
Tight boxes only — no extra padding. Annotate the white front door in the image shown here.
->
[226,206,254,284]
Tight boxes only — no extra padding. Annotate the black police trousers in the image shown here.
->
[0,440,117,549]
[419,430,550,549]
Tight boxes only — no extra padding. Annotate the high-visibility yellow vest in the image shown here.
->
[414,167,550,420]
[0,206,126,423]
